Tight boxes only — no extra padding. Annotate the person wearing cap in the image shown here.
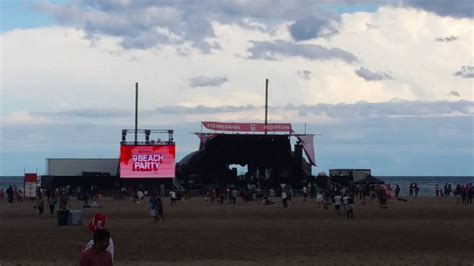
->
[79,228,113,266]
[84,213,115,261]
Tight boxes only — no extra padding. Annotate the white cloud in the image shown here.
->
[328,7,473,101]
[2,111,51,125]
[2,7,473,118]
[454,66,474,78]
[1,4,474,175]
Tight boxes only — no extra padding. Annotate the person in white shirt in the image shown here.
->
[84,213,115,261]
[169,190,177,206]
[345,195,354,219]
[316,193,324,208]
[302,186,308,202]
[281,190,288,208]
[334,194,342,214]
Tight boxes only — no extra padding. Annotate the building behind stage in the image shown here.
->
[41,158,119,189]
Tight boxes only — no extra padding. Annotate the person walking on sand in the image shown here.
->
[6,185,14,203]
[394,185,400,199]
[156,197,165,222]
[414,183,419,198]
[79,228,113,266]
[149,194,159,223]
[169,190,177,206]
[302,185,308,202]
[36,192,45,215]
[84,213,115,261]
[343,194,354,219]
[334,193,342,214]
[48,190,57,215]
[281,189,288,208]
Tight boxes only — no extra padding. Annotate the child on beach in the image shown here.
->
[262,197,274,205]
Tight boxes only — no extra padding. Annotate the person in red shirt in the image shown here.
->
[79,228,113,266]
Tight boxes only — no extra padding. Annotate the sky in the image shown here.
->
[0,0,473,176]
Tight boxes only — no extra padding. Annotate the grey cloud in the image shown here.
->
[293,100,474,118]
[366,23,377,29]
[434,36,458,42]
[44,109,132,118]
[189,75,228,88]
[449,91,461,97]
[37,1,217,52]
[36,0,474,54]
[454,66,474,78]
[402,0,473,18]
[355,67,392,81]
[36,100,473,121]
[152,105,257,115]
[289,16,337,41]
[33,1,376,52]
[297,70,312,80]
[247,40,358,63]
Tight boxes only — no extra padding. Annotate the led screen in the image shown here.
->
[120,145,175,178]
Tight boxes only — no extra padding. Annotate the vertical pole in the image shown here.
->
[135,82,138,145]
[265,79,268,135]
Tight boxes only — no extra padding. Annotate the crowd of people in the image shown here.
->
[436,183,473,204]
[3,179,474,265]
[5,185,23,203]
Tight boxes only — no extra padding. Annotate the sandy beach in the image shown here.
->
[1,196,474,265]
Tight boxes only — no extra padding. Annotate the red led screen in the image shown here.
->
[120,145,175,178]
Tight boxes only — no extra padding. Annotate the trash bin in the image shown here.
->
[69,210,83,225]
[57,210,70,226]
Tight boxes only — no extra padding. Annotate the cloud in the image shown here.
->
[449,91,461,97]
[402,0,473,18]
[454,66,474,78]
[434,35,458,42]
[2,111,51,125]
[247,40,358,63]
[189,75,228,88]
[36,1,218,52]
[293,100,474,119]
[13,100,473,125]
[2,100,473,175]
[297,70,312,80]
[289,16,337,41]
[355,67,392,81]
[34,0,474,55]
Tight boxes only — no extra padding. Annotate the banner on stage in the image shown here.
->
[202,121,293,133]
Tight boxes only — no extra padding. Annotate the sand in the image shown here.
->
[1,196,474,265]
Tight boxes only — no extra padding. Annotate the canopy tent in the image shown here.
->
[353,175,385,185]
